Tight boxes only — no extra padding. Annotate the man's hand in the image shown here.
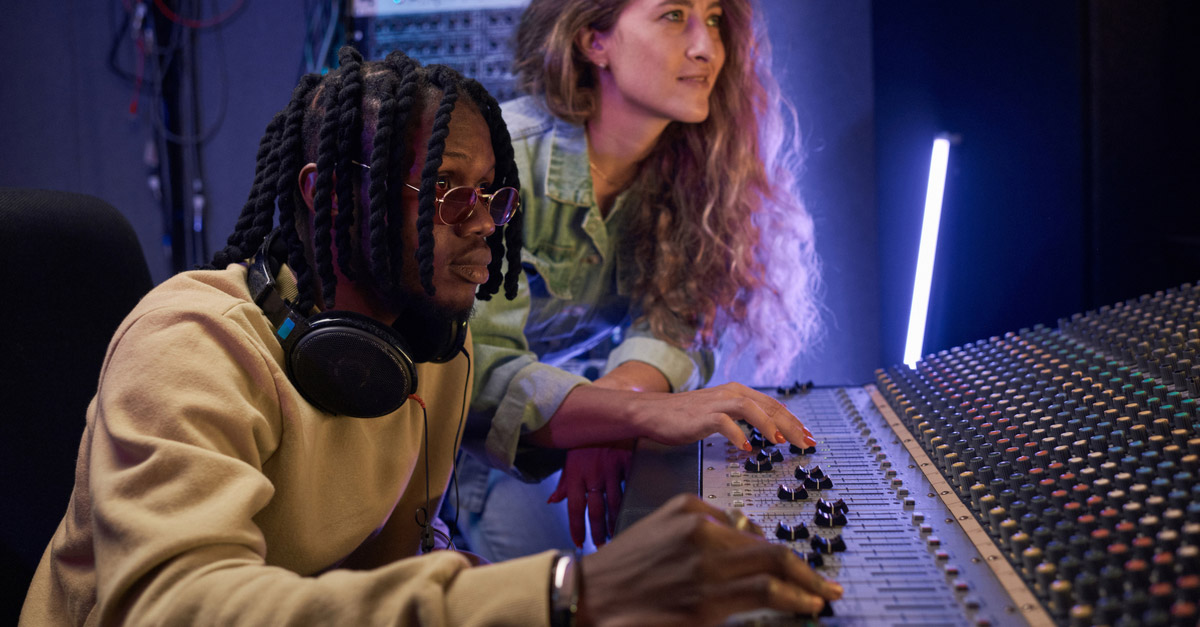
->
[577,494,843,626]
[548,445,633,548]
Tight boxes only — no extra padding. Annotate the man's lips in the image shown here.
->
[450,248,492,268]
[447,248,492,285]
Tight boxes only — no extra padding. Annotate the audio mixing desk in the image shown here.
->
[617,283,1200,626]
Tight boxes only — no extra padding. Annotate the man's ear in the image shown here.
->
[298,163,318,211]
[575,26,609,69]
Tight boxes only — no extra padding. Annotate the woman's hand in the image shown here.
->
[626,382,815,452]
[548,444,633,548]
[529,364,816,454]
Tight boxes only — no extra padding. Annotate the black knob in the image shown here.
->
[811,535,831,554]
[814,510,846,528]
[744,457,772,473]
[758,448,783,463]
[789,443,816,455]
[794,465,809,480]
[777,483,808,502]
[775,521,810,541]
[830,534,847,552]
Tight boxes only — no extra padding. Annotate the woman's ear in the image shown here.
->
[575,26,610,69]
[298,162,318,211]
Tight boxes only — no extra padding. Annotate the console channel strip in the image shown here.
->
[701,385,1043,626]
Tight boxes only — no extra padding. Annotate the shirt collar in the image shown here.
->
[544,117,594,207]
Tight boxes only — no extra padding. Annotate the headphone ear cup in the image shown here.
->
[287,311,417,417]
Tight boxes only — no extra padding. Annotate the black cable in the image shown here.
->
[415,397,435,554]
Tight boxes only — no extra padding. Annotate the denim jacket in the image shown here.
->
[464,96,714,481]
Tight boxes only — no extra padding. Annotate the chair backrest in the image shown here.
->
[0,187,153,619]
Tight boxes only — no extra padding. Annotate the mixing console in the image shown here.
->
[617,282,1200,626]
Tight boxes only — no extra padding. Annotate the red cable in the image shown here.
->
[153,0,245,29]
[129,36,146,114]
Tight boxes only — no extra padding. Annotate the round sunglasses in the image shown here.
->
[352,161,518,226]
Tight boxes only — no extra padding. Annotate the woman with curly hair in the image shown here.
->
[449,0,822,561]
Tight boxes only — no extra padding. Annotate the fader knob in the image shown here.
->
[830,534,847,552]
[789,443,817,455]
[814,510,847,528]
[810,535,831,554]
[757,448,783,463]
[775,521,810,541]
[777,483,808,502]
[744,457,773,473]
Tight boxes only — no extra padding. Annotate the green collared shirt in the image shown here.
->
[465,96,714,480]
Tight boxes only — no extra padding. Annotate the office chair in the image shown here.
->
[0,188,153,620]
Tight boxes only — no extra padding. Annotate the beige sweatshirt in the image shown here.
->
[20,264,553,626]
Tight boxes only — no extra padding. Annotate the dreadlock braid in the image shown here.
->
[334,46,365,282]
[414,65,461,296]
[366,73,398,293]
[459,78,523,300]
[277,75,322,313]
[311,79,341,308]
[383,54,422,291]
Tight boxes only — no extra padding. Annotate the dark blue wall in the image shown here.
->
[874,2,1088,364]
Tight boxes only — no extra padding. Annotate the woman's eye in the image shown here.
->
[706,13,723,27]
[662,10,683,22]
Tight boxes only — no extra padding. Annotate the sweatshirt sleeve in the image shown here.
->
[83,301,553,626]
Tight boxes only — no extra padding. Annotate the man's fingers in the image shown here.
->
[704,541,842,601]
[705,573,829,617]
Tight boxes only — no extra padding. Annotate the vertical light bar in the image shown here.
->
[903,134,952,368]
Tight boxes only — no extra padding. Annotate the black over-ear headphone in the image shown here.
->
[246,230,466,417]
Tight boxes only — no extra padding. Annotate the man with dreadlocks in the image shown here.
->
[20,48,841,626]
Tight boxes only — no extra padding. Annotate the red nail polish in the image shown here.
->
[774,431,786,444]
[742,440,753,452]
